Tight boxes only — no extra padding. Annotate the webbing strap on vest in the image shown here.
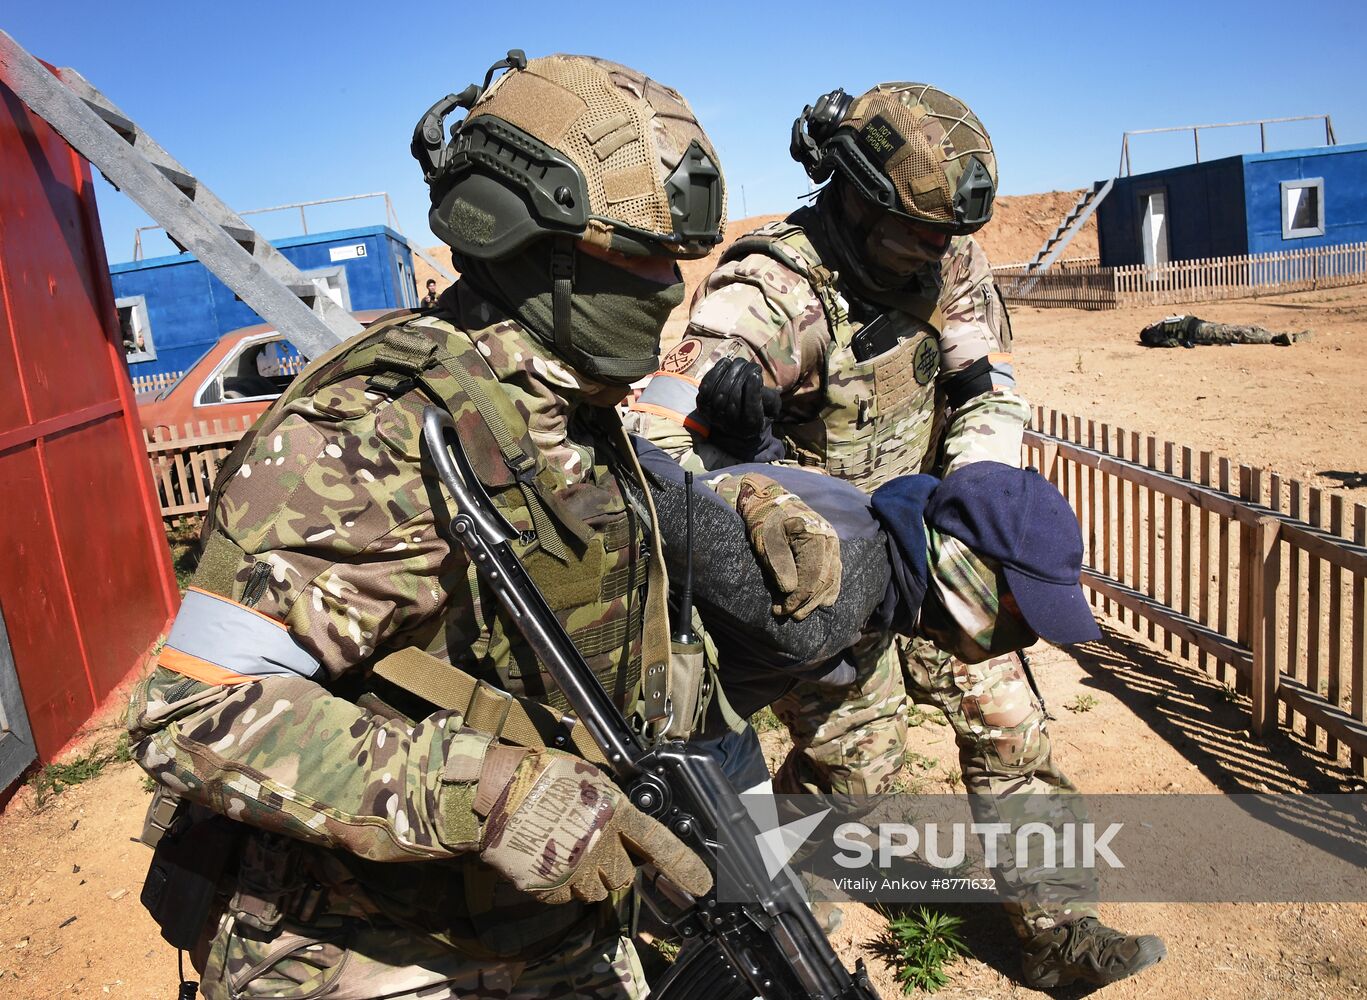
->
[370,322,593,562]
[726,223,854,341]
[600,411,673,731]
[372,647,609,766]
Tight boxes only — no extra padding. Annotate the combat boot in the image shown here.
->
[1020,916,1165,988]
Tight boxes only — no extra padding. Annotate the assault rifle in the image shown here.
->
[421,407,879,1000]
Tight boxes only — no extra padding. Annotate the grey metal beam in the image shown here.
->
[0,30,358,360]
[54,58,363,354]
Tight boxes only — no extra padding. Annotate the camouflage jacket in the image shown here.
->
[627,217,1029,485]
[125,283,702,958]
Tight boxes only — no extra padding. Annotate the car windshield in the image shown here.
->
[197,337,305,405]
[151,343,216,401]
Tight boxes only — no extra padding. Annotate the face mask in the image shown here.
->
[835,183,949,289]
[460,240,684,386]
[918,586,1037,664]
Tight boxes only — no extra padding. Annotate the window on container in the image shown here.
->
[116,295,155,363]
[396,256,417,308]
[303,266,352,310]
[1281,178,1325,239]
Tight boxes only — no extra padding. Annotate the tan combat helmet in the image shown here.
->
[791,82,996,234]
[413,50,726,262]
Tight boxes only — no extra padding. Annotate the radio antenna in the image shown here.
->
[674,471,697,643]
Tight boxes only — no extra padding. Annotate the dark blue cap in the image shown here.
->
[923,462,1101,645]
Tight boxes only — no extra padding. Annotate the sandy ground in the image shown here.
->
[1011,283,1367,502]
[821,628,1367,1000]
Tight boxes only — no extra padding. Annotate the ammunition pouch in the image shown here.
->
[138,787,243,952]
[229,832,327,933]
[660,634,709,742]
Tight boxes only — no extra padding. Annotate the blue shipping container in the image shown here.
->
[111,225,419,378]
[1096,143,1367,268]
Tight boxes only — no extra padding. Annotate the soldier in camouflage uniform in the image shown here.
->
[626,82,1162,988]
[1140,314,1307,348]
[125,52,843,1000]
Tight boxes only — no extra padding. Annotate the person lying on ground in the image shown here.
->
[1140,314,1308,348]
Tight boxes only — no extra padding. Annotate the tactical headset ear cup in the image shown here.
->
[790,88,852,179]
[807,88,853,144]
[428,115,590,261]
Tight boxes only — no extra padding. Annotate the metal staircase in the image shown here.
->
[1023,178,1114,274]
[0,29,361,361]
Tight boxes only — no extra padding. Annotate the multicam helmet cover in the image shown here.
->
[792,82,997,234]
[414,51,726,261]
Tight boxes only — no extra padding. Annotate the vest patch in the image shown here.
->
[913,338,940,386]
[859,115,906,164]
[660,337,704,375]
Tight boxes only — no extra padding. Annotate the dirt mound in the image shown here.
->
[410,190,1097,302]
[976,188,1098,266]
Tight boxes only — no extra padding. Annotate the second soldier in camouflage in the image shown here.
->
[627,81,1164,989]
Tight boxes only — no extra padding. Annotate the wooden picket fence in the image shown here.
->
[993,266,1119,310]
[131,369,184,395]
[143,417,251,524]
[995,241,1367,310]
[1024,406,1367,775]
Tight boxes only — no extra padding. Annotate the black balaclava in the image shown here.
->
[461,237,684,386]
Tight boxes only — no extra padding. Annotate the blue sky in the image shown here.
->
[8,1,1365,263]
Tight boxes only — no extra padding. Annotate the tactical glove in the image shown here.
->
[734,472,842,621]
[465,744,713,906]
[695,356,784,461]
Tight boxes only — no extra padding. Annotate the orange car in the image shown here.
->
[136,310,387,436]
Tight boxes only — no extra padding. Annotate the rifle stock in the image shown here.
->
[422,407,879,1000]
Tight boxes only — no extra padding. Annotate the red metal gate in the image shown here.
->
[0,71,179,782]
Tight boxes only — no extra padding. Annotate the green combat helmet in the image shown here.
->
[791,81,997,234]
[411,50,726,382]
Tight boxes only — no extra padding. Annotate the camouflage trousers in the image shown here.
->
[772,634,1099,938]
[195,911,649,999]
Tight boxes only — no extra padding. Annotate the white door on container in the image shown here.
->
[0,606,37,791]
[1141,191,1170,267]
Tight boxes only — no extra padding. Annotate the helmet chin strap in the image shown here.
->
[551,236,577,362]
[546,236,671,384]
